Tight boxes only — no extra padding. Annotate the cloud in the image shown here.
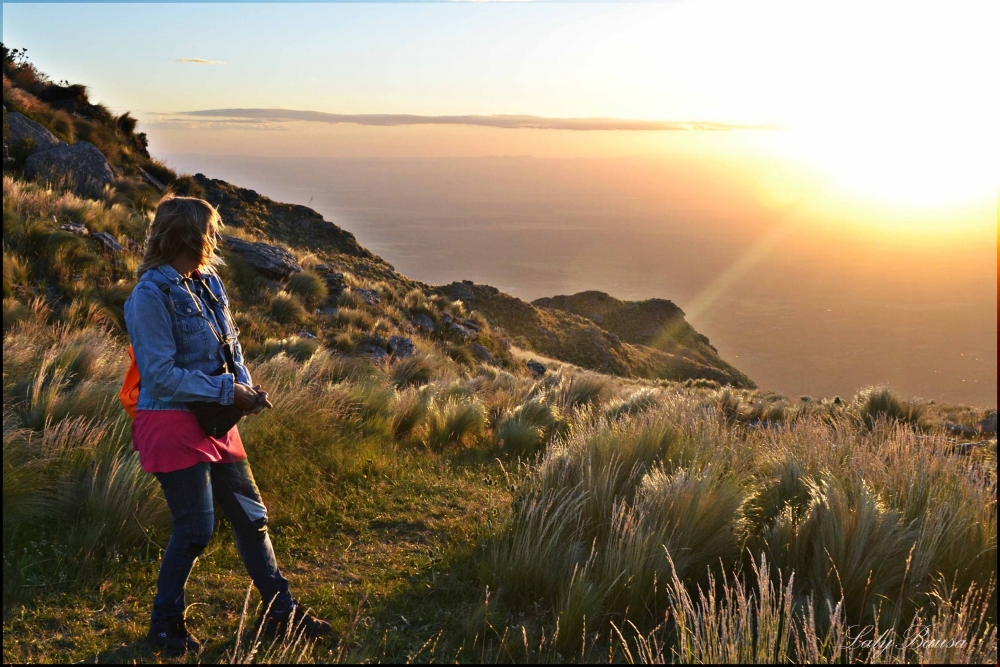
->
[175,108,775,132]
[142,118,286,131]
[174,58,226,65]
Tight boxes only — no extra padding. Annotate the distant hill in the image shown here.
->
[532,291,748,383]
[440,282,754,387]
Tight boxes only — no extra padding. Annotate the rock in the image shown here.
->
[357,343,388,362]
[322,274,347,295]
[90,231,124,254]
[470,343,494,364]
[223,236,302,279]
[952,440,994,456]
[314,265,348,295]
[355,288,381,307]
[24,141,116,197]
[58,222,88,237]
[6,111,64,154]
[138,167,166,192]
[527,360,547,377]
[945,422,978,437]
[388,336,417,358]
[981,411,997,435]
[412,313,435,332]
[316,307,339,317]
[446,280,479,303]
[462,318,481,332]
[448,322,475,339]
[297,331,317,340]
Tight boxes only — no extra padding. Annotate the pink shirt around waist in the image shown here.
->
[132,409,246,474]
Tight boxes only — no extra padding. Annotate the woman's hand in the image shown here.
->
[234,383,260,411]
[245,384,274,415]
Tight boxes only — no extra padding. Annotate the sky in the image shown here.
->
[4,1,997,211]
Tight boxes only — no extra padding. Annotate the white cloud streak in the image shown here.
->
[175,108,775,131]
[174,58,227,65]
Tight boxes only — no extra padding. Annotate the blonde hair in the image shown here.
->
[137,196,223,279]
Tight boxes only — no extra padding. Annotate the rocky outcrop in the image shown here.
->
[527,360,547,377]
[388,336,417,358]
[411,314,435,332]
[24,141,116,197]
[58,222,88,237]
[90,231,124,254]
[6,111,63,154]
[223,236,302,279]
[355,288,381,307]
[470,343,494,364]
[314,265,348,295]
[981,411,997,435]
[358,342,389,362]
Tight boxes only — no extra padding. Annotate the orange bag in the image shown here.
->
[119,346,141,418]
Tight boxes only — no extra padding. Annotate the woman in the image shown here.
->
[124,196,330,655]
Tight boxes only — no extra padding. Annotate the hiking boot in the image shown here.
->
[258,607,333,641]
[146,618,202,655]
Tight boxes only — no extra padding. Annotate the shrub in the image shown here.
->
[445,343,476,367]
[139,158,177,186]
[392,388,429,439]
[97,280,134,328]
[855,385,925,430]
[424,398,486,451]
[3,419,168,597]
[2,248,30,297]
[333,307,376,332]
[3,298,32,330]
[555,373,611,410]
[743,396,792,425]
[285,270,327,308]
[108,179,160,212]
[494,396,561,457]
[3,295,50,332]
[262,335,320,362]
[166,175,204,198]
[390,354,437,388]
[269,291,308,325]
[301,348,373,384]
[218,251,265,299]
[604,389,659,422]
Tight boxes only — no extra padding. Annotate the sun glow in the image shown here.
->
[789,128,993,206]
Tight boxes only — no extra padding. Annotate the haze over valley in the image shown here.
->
[163,151,997,406]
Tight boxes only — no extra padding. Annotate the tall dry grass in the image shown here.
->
[485,388,997,663]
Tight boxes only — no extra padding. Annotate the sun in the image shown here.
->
[776,125,998,213]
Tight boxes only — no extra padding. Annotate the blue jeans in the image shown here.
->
[152,460,294,623]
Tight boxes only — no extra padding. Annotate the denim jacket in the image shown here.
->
[124,264,252,411]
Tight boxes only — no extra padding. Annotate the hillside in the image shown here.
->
[3,46,996,665]
[439,281,753,387]
[534,291,709,353]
